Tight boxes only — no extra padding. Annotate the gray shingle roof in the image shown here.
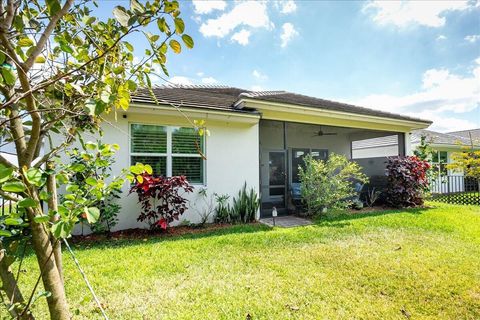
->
[447,129,480,142]
[131,85,431,124]
[412,129,477,146]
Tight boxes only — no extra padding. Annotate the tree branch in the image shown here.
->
[23,0,75,70]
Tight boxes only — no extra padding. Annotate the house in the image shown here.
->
[412,129,479,194]
[79,85,432,230]
[352,128,480,194]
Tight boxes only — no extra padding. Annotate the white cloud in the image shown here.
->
[363,1,471,28]
[251,85,265,91]
[252,69,268,80]
[436,34,447,41]
[279,0,297,14]
[280,22,298,47]
[199,1,273,38]
[465,34,480,43]
[196,71,204,77]
[201,76,218,84]
[192,0,226,15]
[348,57,480,132]
[231,29,251,45]
[169,76,194,85]
[407,110,478,132]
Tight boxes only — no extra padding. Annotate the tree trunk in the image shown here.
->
[28,211,70,320]
[46,163,63,285]
[0,244,35,319]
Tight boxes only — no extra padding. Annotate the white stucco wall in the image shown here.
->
[57,107,260,233]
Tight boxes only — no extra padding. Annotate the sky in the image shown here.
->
[98,0,480,132]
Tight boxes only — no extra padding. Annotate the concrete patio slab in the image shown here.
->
[259,216,313,228]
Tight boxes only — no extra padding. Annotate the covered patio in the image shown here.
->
[259,120,407,217]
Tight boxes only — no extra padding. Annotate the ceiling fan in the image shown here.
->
[313,126,337,137]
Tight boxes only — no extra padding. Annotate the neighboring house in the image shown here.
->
[352,128,480,194]
[412,129,480,194]
[65,85,431,231]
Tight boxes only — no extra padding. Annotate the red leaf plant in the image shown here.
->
[385,156,431,208]
[130,174,194,230]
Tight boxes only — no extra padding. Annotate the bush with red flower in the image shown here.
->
[129,164,194,230]
[385,156,431,208]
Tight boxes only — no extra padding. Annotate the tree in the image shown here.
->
[0,1,194,318]
[447,148,480,187]
[413,135,433,161]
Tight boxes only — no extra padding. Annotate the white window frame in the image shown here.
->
[431,150,448,177]
[129,123,206,185]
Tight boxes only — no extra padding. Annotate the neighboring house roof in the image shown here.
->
[412,129,477,146]
[131,85,431,124]
[447,129,480,143]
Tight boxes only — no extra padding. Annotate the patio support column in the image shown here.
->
[398,132,412,156]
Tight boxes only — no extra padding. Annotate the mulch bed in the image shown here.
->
[71,223,257,243]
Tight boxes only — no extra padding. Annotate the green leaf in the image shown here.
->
[1,67,16,85]
[0,230,12,237]
[18,37,34,47]
[181,34,194,49]
[59,43,73,54]
[2,181,25,193]
[113,6,130,27]
[174,18,185,34]
[35,56,46,63]
[84,207,100,224]
[144,164,153,175]
[169,39,181,54]
[39,190,51,201]
[130,0,144,13]
[46,0,61,16]
[26,168,43,186]
[18,198,38,208]
[124,42,134,52]
[70,163,85,172]
[34,215,50,223]
[51,220,73,239]
[0,164,14,183]
[5,218,23,226]
[85,177,97,186]
[130,164,143,175]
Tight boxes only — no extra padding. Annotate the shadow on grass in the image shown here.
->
[312,206,435,229]
[70,223,273,251]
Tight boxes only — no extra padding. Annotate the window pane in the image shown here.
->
[172,157,203,183]
[439,151,448,163]
[431,151,439,163]
[291,148,309,183]
[131,156,166,176]
[172,127,202,154]
[311,149,328,160]
[131,124,167,153]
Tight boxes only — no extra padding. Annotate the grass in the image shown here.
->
[17,202,480,319]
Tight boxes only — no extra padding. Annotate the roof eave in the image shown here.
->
[237,98,432,131]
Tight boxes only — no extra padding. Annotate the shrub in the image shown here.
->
[231,182,260,223]
[64,141,122,234]
[130,172,194,230]
[299,153,368,215]
[385,156,430,208]
[214,194,232,223]
[364,187,381,207]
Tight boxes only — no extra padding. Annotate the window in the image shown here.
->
[431,150,448,176]
[291,148,328,183]
[130,124,204,184]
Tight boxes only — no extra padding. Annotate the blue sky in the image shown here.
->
[100,1,479,132]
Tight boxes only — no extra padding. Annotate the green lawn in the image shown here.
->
[19,203,480,319]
